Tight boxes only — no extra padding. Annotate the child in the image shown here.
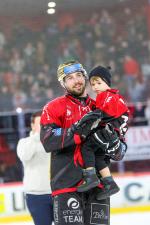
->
[77,65,129,200]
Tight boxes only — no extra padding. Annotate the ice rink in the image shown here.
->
[1,212,150,225]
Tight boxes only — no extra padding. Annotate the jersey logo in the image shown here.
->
[67,109,72,116]
[52,128,61,136]
[106,96,112,103]
[82,107,89,112]
[43,103,51,120]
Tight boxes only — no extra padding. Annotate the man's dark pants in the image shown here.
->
[53,190,110,225]
[26,193,53,225]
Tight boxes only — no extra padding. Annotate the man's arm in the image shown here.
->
[40,101,102,153]
[40,100,84,153]
[40,123,81,153]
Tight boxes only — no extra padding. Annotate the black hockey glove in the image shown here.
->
[110,141,127,161]
[71,111,102,139]
[92,124,121,157]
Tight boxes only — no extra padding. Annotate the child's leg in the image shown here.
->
[99,166,111,178]
[96,166,120,200]
[77,141,100,192]
[81,139,96,169]
[95,152,120,200]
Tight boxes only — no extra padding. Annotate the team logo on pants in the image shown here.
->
[90,203,109,225]
[53,195,83,224]
[67,198,79,209]
[63,197,83,223]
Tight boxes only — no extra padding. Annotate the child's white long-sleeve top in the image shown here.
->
[17,131,51,194]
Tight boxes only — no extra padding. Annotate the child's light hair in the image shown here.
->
[90,76,101,82]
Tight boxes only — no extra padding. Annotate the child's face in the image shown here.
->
[90,76,110,94]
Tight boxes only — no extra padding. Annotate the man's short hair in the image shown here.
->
[31,111,42,124]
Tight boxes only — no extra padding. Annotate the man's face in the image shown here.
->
[63,72,86,97]
[31,116,41,133]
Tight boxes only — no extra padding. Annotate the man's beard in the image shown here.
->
[67,85,86,97]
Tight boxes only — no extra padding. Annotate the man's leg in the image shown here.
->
[26,194,53,225]
[84,189,110,225]
[53,192,85,225]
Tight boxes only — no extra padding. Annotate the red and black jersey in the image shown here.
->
[40,93,95,195]
[96,89,129,136]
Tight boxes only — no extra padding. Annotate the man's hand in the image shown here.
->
[71,111,102,139]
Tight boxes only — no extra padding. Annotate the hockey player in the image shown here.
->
[40,60,127,225]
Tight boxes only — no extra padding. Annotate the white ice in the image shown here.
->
[1,212,150,225]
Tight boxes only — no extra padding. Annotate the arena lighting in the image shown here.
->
[16,107,22,113]
[48,2,56,8]
[47,8,55,14]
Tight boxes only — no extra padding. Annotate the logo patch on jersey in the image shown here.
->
[67,109,72,116]
[106,96,112,103]
[52,128,61,136]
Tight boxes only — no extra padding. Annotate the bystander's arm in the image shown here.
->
[17,132,43,162]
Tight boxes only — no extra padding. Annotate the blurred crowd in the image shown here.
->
[0,5,150,112]
[1,2,150,182]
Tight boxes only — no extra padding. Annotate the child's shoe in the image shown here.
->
[96,176,120,200]
[77,168,100,192]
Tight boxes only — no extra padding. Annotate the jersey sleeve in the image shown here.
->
[96,91,129,120]
[40,101,80,153]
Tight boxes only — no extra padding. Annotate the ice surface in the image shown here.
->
[0,212,149,225]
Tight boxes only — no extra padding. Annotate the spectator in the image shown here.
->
[130,77,146,103]
[123,54,140,100]
[17,111,53,225]
[0,2,148,112]
[0,86,13,111]
[0,29,6,50]
[12,89,28,109]
[132,102,147,126]
[144,98,150,125]
[141,57,150,81]
[9,49,25,74]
